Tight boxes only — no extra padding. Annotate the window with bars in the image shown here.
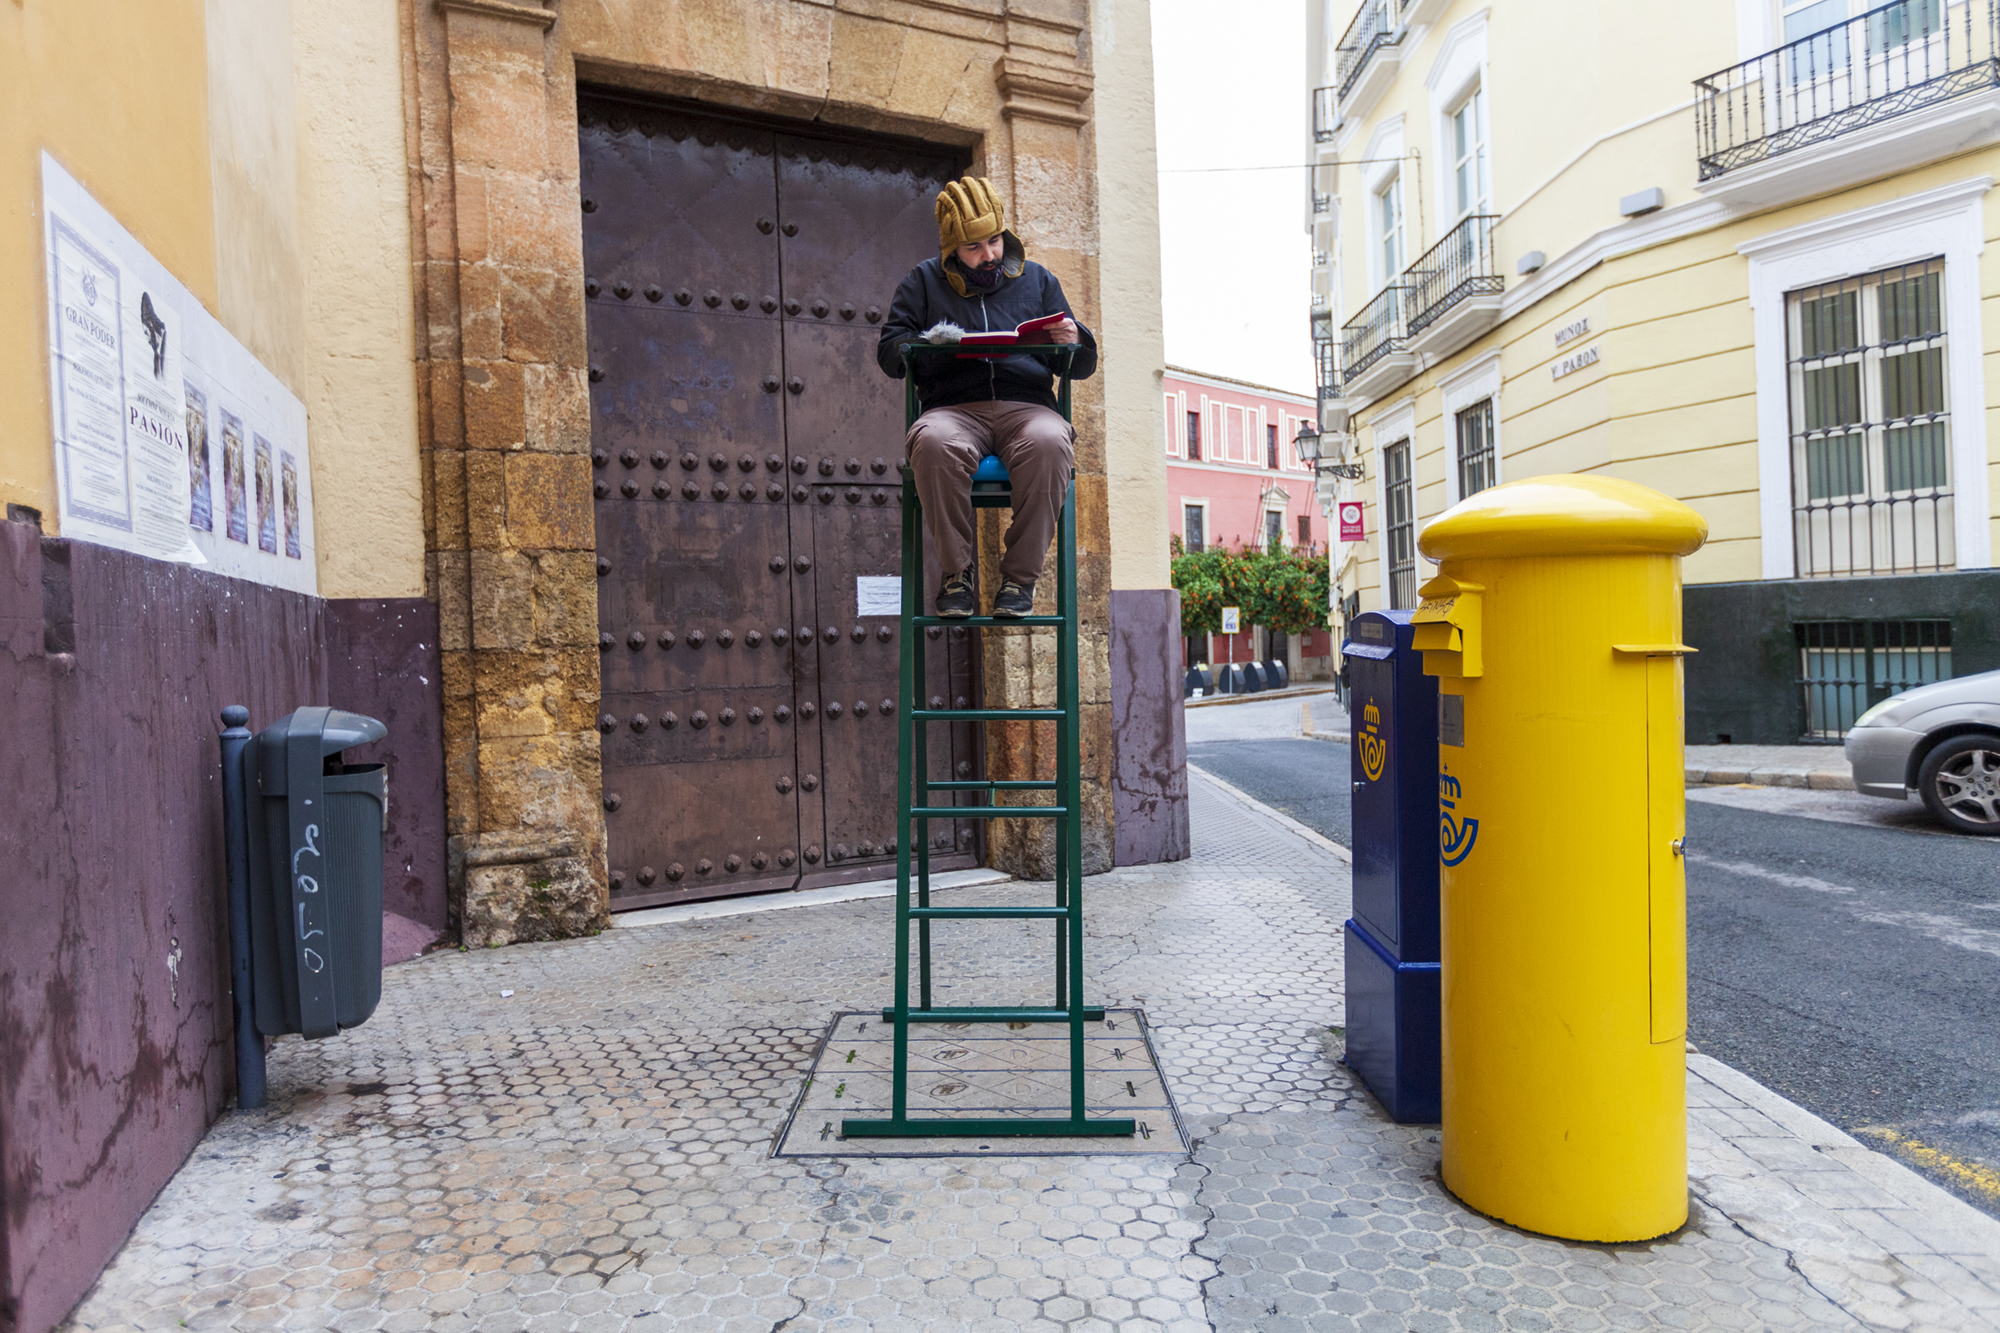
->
[1455,398,1497,501]
[1267,423,1280,470]
[1265,510,1285,550]
[1186,411,1201,461]
[1183,504,1205,553]
[1786,258,1954,576]
[1299,514,1313,546]
[1795,618,1951,739]
[1384,439,1416,609]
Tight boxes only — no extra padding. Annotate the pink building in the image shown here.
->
[1163,366,1334,679]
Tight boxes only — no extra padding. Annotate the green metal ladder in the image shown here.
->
[841,343,1134,1140]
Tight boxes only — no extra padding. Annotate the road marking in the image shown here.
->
[1689,852,2000,961]
[1685,853,1857,895]
[1855,1126,2000,1206]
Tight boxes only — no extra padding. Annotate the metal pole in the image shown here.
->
[219,705,265,1110]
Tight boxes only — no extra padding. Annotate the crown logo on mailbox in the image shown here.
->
[1358,697,1386,783]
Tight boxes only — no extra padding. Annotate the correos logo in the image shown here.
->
[1358,699,1386,782]
[1440,769,1479,866]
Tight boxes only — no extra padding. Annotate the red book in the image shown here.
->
[957,311,1071,347]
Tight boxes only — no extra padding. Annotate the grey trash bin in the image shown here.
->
[245,706,388,1039]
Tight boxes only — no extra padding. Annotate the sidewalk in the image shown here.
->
[62,775,1999,1332]
[1686,744,1855,790]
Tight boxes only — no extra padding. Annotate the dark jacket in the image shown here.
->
[876,232,1098,412]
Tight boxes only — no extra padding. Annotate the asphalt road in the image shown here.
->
[1185,698,2000,1218]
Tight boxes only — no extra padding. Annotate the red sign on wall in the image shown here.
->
[1338,502,1365,542]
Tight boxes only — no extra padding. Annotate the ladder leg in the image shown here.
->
[1060,478,1087,1125]
[912,497,933,1012]
[890,481,920,1123]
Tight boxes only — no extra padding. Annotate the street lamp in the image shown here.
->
[1295,420,1362,480]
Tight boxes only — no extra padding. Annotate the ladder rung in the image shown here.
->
[908,905,1070,920]
[913,708,1064,721]
[911,615,1065,627]
[879,1006,1107,1023]
[911,806,1065,819]
[926,780,1058,791]
[843,1116,1137,1138]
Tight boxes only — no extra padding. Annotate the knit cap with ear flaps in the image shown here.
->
[936,177,1007,257]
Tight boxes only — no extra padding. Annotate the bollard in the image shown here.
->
[1414,474,1706,1242]
[219,706,266,1110]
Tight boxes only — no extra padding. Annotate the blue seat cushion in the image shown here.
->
[972,455,1010,485]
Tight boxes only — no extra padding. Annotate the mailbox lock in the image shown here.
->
[1670,837,1687,857]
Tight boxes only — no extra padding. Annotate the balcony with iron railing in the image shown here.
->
[1338,284,1414,402]
[1313,86,1340,143]
[1335,0,1403,98]
[1695,0,2000,203]
[1405,214,1504,354]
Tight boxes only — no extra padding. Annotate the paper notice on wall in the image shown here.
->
[857,575,903,617]
[41,152,314,594]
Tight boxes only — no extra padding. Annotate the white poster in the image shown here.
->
[42,153,315,595]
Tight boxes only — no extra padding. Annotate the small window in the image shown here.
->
[1267,423,1279,469]
[1451,87,1490,219]
[1186,411,1201,461]
[1184,505,1205,553]
[1384,439,1415,610]
[1298,514,1313,546]
[1265,510,1285,550]
[1377,175,1404,278]
[1455,398,1497,500]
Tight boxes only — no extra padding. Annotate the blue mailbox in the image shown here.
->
[1343,609,1441,1123]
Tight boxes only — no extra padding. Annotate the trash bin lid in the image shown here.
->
[317,708,387,755]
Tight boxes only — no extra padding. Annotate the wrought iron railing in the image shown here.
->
[1696,0,2000,180]
[1335,0,1405,101]
[1340,285,1409,382]
[1313,191,1333,214]
[1315,339,1339,403]
[1313,86,1340,142]
[1794,488,1956,575]
[1405,215,1503,337]
[1796,618,1952,739]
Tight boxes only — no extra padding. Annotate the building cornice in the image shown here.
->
[1165,365,1314,403]
[995,57,1092,127]
[436,0,556,28]
[1735,175,1995,260]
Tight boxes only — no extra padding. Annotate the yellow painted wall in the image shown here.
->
[1329,0,2000,611]
[1,0,218,524]
[1092,0,1171,591]
[3,0,423,596]
[294,0,425,598]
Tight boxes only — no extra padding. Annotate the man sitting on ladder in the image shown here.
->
[876,177,1098,619]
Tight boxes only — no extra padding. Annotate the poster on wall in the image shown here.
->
[41,152,315,596]
[1338,502,1365,543]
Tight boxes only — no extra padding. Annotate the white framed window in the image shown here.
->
[1264,509,1286,550]
[1183,501,1209,553]
[1742,177,1991,578]
[1376,175,1405,279]
[1450,87,1489,219]
[1440,352,1503,508]
[1784,258,1953,575]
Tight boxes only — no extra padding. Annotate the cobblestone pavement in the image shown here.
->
[63,775,2000,1332]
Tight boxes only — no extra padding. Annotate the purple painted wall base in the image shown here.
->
[0,521,445,1333]
[1109,589,1190,867]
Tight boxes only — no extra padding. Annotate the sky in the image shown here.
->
[1151,0,1318,397]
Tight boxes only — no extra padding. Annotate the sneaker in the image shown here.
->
[992,579,1035,618]
[936,566,976,618]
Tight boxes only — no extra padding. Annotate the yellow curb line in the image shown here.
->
[1855,1126,2000,1205]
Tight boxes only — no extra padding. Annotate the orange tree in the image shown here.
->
[1170,540,1329,639]
[1243,543,1332,636]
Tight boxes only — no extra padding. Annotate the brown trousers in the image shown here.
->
[905,400,1075,585]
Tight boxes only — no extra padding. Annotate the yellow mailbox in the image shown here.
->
[1414,474,1706,1243]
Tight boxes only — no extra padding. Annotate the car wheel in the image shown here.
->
[1916,734,2000,836]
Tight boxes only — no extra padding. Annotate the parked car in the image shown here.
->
[1845,668,2000,835]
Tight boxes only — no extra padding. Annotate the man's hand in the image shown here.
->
[1022,316,1080,345]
